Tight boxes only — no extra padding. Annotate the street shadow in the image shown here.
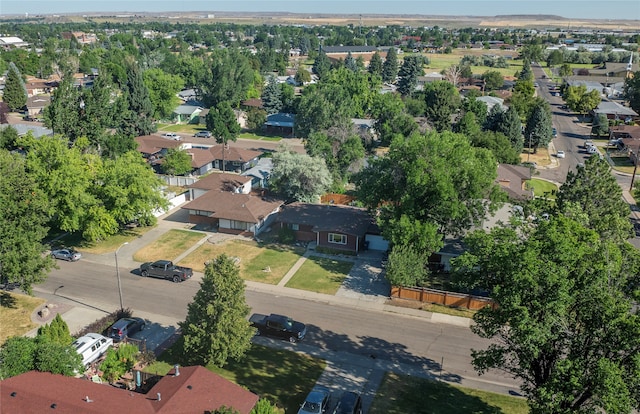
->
[339,259,391,297]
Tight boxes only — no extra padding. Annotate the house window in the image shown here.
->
[289,223,299,231]
[230,221,249,230]
[328,233,347,245]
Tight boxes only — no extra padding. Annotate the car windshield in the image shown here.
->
[301,402,320,413]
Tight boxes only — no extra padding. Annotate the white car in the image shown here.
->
[556,151,565,158]
[162,132,181,141]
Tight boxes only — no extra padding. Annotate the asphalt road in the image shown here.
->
[35,260,519,394]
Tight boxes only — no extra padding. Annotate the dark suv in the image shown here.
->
[108,317,145,342]
[332,392,363,414]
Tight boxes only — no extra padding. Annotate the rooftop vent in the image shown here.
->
[174,364,180,376]
[157,393,161,401]
[187,385,193,390]
[10,392,16,397]
[51,403,57,409]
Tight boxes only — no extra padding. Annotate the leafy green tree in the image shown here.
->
[546,49,564,67]
[509,78,535,118]
[250,398,279,414]
[206,101,240,171]
[261,76,282,115]
[397,55,424,96]
[162,148,193,176]
[355,131,502,244]
[524,100,553,153]
[295,84,350,138]
[43,76,83,141]
[100,344,138,383]
[559,63,573,77]
[0,125,19,150]
[423,81,461,132]
[312,49,331,79]
[120,63,156,137]
[368,51,383,77]
[81,73,119,149]
[558,156,632,242]
[0,337,37,379]
[271,147,332,202]
[481,70,504,91]
[2,62,27,111]
[453,216,640,414]
[462,97,488,127]
[623,70,640,114]
[455,111,482,137]
[33,338,83,377]
[591,113,610,137]
[294,68,311,85]
[246,108,267,131]
[0,149,53,294]
[213,407,239,414]
[564,85,601,116]
[203,48,254,107]
[143,68,185,120]
[495,106,524,154]
[37,314,73,346]
[385,244,429,287]
[180,254,254,367]
[471,130,521,165]
[382,47,399,83]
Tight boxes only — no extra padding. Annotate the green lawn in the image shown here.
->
[238,132,284,141]
[145,341,326,413]
[526,178,558,199]
[50,226,156,255]
[133,229,205,263]
[369,372,529,414]
[609,156,635,174]
[285,255,354,294]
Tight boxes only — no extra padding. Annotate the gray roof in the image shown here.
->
[566,80,605,94]
[593,101,638,117]
[321,46,378,54]
[173,104,203,115]
[277,203,374,236]
[265,113,295,128]
[241,158,273,180]
[0,123,52,138]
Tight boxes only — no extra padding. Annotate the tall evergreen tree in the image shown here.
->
[423,80,461,132]
[44,77,83,141]
[495,106,524,154]
[2,62,27,111]
[344,52,358,72]
[180,254,254,367]
[312,49,331,79]
[261,76,282,115]
[206,101,240,171]
[397,55,424,97]
[524,101,552,153]
[368,52,383,77]
[120,63,156,137]
[382,47,399,83]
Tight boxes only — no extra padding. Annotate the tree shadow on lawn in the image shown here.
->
[0,291,17,308]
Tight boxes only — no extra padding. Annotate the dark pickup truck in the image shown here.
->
[250,313,307,343]
[140,260,193,283]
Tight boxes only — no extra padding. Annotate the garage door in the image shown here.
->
[365,234,389,251]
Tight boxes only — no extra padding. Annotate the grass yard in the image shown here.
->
[132,229,205,263]
[423,50,523,77]
[526,179,558,199]
[285,255,354,294]
[180,240,304,284]
[369,372,528,414]
[609,156,636,174]
[520,147,551,167]
[51,226,156,255]
[0,292,45,345]
[238,132,284,141]
[145,341,326,414]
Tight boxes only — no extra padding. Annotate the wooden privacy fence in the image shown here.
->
[391,286,497,311]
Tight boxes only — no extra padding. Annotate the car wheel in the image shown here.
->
[172,275,180,283]
[141,270,149,277]
[289,336,297,343]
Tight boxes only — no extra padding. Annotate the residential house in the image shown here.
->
[0,366,258,414]
[274,203,384,253]
[184,146,217,176]
[25,95,51,118]
[476,96,508,113]
[177,89,198,101]
[61,31,98,44]
[0,123,52,138]
[209,145,262,173]
[135,135,183,162]
[566,79,606,97]
[264,113,295,137]
[172,102,204,124]
[241,157,273,189]
[0,36,28,49]
[610,125,640,163]
[592,101,638,121]
[182,172,283,235]
[496,164,533,200]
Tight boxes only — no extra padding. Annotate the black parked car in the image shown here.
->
[108,317,145,342]
[332,391,363,414]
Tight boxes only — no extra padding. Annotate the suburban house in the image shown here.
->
[592,101,638,121]
[182,172,283,235]
[0,123,52,138]
[135,135,183,161]
[264,113,295,136]
[0,366,258,414]
[476,96,508,113]
[0,36,28,49]
[565,79,606,97]
[208,145,262,173]
[610,125,640,162]
[496,164,533,200]
[25,95,51,118]
[171,102,205,124]
[241,157,273,189]
[184,146,217,176]
[274,203,388,253]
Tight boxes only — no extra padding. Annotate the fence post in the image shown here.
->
[467,295,472,310]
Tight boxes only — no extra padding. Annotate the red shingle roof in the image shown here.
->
[208,146,262,163]
[187,172,252,191]
[0,366,258,414]
[135,135,182,155]
[182,191,283,222]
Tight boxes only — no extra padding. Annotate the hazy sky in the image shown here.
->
[1,1,639,21]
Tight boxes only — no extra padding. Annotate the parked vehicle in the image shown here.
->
[298,386,331,414]
[72,333,113,367]
[552,127,557,138]
[194,130,212,138]
[556,150,565,158]
[332,391,363,414]
[587,145,598,154]
[139,260,193,283]
[161,132,181,141]
[51,249,82,262]
[108,317,145,342]
[250,313,307,343]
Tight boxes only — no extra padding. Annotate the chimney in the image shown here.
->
[157,393,162,401]
[174,364,180,376]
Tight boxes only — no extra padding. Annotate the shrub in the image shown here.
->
[277,227,295,244]
[74,308,132,338]
[100,343,139,383]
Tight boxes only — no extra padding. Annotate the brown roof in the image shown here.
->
[186,147,216,168]
[209,145,263,163]
[135,135,182,155]
[611,124,640,140]
[277,203,374,236]
[241,98,263,108]
[183,191,283,222]
[187,172,252,191]
[0,366,258,414]
[496,164,532,200]
[26,95,51,109]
